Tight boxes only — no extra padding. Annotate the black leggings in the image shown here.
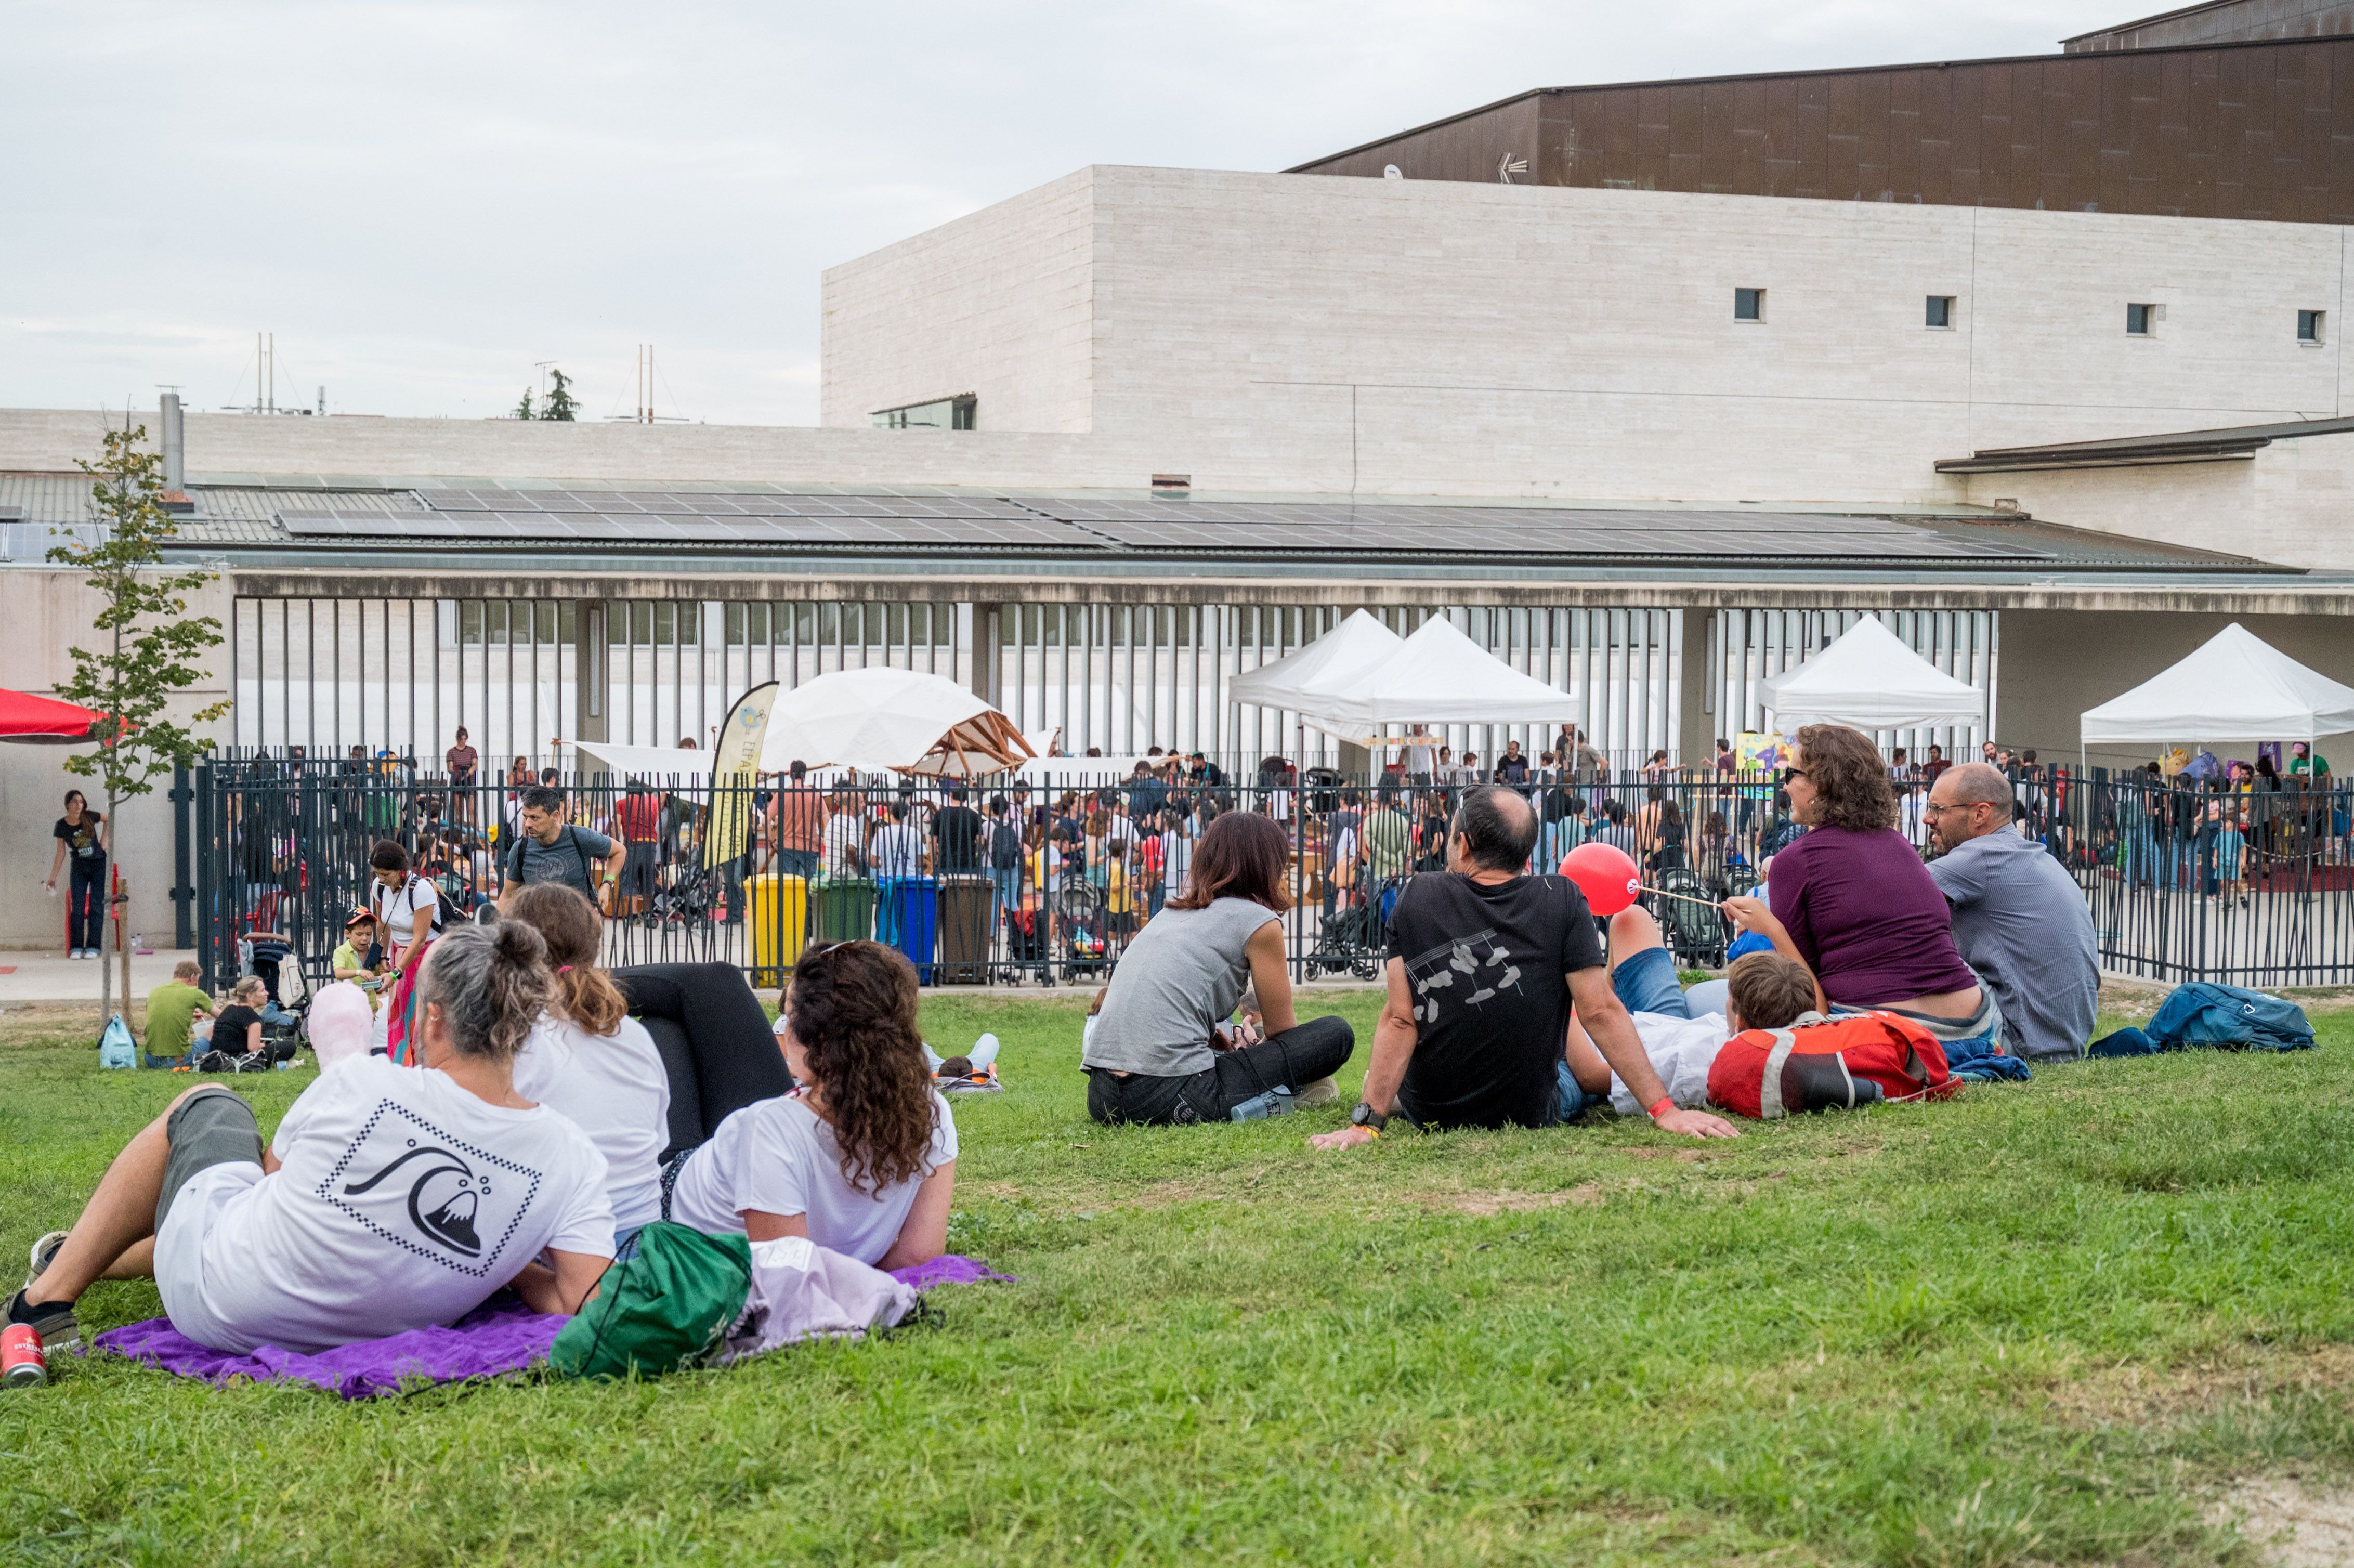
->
[614,962,791,1147]
[1087,1015,1356,1126]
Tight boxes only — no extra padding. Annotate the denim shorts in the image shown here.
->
[1611,946,1692,1020]
[1555,1059,1605,1121]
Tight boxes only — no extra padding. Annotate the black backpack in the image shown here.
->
[990,818,1024,871]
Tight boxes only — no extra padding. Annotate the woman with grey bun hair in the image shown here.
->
[8,919,619,1362]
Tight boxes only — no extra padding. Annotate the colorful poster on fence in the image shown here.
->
[1735,731,1785,774]
[703,681,780,870]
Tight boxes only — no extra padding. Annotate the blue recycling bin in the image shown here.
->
[877,876,939,983]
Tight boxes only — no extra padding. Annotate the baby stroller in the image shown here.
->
[1307,877,1395,981]
[1003,904,1052,985]
[1056,881,1112,981]
[1647,866,1729,968]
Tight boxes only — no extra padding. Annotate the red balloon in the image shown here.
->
[1559,840,1641,916]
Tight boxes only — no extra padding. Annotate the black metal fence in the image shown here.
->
[186,756,2354,996]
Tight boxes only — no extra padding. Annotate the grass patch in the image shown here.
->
[4,993,2353,1564]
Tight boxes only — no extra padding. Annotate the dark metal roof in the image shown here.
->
[1936,416,2354,474]
[1,472,2296,579]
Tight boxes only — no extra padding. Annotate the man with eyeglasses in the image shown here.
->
[1924,763,2097,1061]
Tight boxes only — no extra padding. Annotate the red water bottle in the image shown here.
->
[2,1322,46,1387]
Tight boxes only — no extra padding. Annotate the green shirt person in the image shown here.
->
[2290,742,2332,777]
[143,961,213,1062]
[1361,802,1414,880]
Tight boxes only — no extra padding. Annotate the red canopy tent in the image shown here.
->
[0,688,105,745]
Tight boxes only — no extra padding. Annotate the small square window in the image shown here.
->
[2126,302,2156,336]
[2300,309,2326,343]
[1734,287,1764,322]
[1926,295,1955,329]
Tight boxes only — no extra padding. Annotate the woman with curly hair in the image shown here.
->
[664,940,954,1270]
[1731,723,1989,1039]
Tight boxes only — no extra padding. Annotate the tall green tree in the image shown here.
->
[513,388,536,420]
[540,367,578,421]
[46,426,229,1039]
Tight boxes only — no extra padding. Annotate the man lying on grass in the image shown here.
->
[7,922,614,1361]
[1312,786,1739,1150]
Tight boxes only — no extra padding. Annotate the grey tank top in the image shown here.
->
[1081,897,1278,1077]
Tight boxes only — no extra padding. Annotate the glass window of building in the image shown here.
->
[873,395,976,430]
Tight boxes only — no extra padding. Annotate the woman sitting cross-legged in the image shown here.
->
[1081,810,1356,1126]
[7,921,614,1360]
[503,883,672,1254]
[663,940,956,1271]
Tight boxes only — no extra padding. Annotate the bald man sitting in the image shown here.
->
[1925,763,2098,1061]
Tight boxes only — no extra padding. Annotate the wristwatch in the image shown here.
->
[1350,1102,1388,1132]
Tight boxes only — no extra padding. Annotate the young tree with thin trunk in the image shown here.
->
[46,426,228,1041]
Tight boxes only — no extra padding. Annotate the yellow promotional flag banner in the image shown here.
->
[703,681,780,870]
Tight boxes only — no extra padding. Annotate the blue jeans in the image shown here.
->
[1611,945,1693,1019]
[990,867,1021,926]
[778,849,819,880]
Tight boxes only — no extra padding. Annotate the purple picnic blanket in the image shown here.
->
[93,1253,1011,1400]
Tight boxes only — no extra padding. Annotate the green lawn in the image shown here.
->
[4,992,2352,1566]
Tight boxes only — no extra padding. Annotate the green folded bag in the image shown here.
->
[550,1222,752,1381]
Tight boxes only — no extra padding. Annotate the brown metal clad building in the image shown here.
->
[2065,1,2354,53]
[1288,35,2354,225]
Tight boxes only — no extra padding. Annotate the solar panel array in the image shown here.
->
[1013,500,2052,560]
[412,488,1040,521]
[280,511,1104,548]
[268,487,2055,562]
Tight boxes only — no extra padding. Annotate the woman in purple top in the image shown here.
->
[1757,725,1985,1028]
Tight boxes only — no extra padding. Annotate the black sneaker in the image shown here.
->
[7,1288,81,1356]
[24,1230,67,1290]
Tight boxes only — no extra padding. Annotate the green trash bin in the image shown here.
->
[812,878,877,944]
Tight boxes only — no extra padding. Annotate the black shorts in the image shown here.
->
[158,1087,264,1233]
[621,842,660,898]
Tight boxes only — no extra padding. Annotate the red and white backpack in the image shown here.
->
[1706,1011,1959,1120]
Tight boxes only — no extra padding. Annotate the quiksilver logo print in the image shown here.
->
[320,1101,544,1276]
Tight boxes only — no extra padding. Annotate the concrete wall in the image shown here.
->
[1961,431,2354,570]
[1998,608,2354,765]
[0,569,233,949]
[821,166,2354,520]
[822,168,1097,434]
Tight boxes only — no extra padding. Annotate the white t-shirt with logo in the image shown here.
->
[153,1058,614,1355]
[666,1090,957,1266]
[511,1011,672,1232]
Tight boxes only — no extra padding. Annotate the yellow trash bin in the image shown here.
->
[747,873,809,985]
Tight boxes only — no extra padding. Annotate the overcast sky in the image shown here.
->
[4,1,2142,428]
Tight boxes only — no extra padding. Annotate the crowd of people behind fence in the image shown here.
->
[193,721,2354,1002]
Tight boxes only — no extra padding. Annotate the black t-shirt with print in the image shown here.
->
[55,814,104,862]
[1385,872,1606,1131]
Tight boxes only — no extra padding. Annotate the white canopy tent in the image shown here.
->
[1301,616,1581,732]
[2081,622,2354,746]
[1760,617,1987,731]
[1229,609,1406,714]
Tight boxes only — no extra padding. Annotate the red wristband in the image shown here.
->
[1646,1097,1676,1120]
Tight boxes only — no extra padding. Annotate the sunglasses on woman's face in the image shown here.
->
[1780,767,1809,784]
